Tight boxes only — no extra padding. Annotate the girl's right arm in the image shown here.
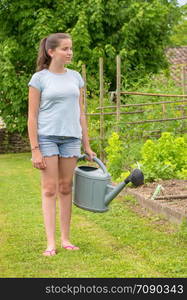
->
[28,87,46,169]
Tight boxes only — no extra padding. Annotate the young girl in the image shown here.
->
[28,32,96,256]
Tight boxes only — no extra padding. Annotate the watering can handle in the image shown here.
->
[78,154,108,174]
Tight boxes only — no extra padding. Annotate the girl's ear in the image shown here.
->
[47,48,54,58]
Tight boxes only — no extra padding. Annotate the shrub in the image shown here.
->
[105,132,124,180]
[140,132,187,181]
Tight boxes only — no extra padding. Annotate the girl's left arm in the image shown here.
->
[79,88,96,160]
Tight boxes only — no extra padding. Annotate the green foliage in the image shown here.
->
[105,132,124,180]
[104,131,143,182]
[0,38,28,134]
[95,67,186,181]
[140,132,187,181]
[119,70,184,140]
[119,0,180,84]
[169,4,187,46]
[178,219,187,241]
[0,0,181,133]
[91,70,184,163]
[98,119,186,183]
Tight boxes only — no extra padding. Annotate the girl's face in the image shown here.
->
[48,38,73,65]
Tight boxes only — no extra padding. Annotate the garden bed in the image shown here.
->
[125,179,187,224]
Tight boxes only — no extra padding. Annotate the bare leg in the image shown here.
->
[58,157,79,250]
[41,156,59,255]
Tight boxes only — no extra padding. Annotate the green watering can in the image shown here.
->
[73,154,144,212]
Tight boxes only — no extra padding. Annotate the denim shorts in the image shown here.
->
[38,135,81,158]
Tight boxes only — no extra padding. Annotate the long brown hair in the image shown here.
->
[36,33,71,71]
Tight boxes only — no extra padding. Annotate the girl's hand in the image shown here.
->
[85,148,97,161]
[32,150,46,169]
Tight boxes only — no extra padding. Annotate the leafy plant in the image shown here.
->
[140,132,187,181]
[105,132,124,180]
[169,3,187,46]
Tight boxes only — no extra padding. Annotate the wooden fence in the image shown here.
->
[82,56,187,159]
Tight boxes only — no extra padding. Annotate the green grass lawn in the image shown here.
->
[0,153,187,278]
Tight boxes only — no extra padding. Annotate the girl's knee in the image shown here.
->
[42,183,57,198]
[59,181,72,196]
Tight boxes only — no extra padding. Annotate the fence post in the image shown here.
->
[181,65,187,95]
[181,65,187,132]
[99,57,105,160]
[116,55,121,132]
[162,103,166,119]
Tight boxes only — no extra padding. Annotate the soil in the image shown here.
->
[130,179,187,214]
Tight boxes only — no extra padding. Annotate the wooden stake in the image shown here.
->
[155,194,187,200]
[97,99,187,109]
[99,57,104,160]
[116,55,121,132]
[181,65,187,132]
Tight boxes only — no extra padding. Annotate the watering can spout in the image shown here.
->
[104,181,126,206]
[104,169,144,207]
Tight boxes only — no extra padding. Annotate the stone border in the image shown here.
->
[123,188,187,224]
[0,128,30,154]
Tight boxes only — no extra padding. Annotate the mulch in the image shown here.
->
[130,179,187,214]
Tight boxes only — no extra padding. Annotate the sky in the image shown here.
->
[177,0,187,6]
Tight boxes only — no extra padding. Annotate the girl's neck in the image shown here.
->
[48,63,66,74]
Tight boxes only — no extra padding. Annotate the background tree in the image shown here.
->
[169,3,187,45]
[0,0,181,134]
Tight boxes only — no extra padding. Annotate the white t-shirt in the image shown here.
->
[28,68,84,138]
